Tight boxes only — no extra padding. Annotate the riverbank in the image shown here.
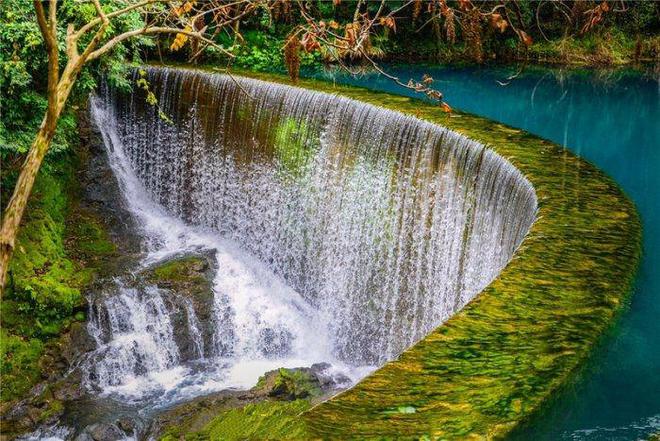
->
[384,32,659,67]
[214,30,659,82]
[0,108,128,438]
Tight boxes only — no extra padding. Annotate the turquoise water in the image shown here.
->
[311,65,659,440]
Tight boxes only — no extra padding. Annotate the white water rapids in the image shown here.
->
[83,66,537,406]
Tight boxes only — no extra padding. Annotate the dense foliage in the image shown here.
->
[0,0,151,165]
[180,0,659,76]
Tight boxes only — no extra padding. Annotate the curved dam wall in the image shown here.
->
[97,66,537,369]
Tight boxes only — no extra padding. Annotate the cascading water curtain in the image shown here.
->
[99,67,537,366]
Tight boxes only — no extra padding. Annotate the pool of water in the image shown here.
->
[309,64,660,440]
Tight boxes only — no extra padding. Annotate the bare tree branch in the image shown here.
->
[88,26,233,62]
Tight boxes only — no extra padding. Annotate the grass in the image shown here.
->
[526,31,659,66]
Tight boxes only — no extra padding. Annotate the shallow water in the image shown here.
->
[313,64,659,440]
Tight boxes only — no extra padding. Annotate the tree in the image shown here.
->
[0,0,253,292]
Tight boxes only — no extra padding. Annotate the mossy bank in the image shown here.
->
[153,65,641,440]
[0,111,117,416]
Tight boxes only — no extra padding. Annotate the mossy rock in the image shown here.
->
[144,254,215,320]
[254,367,323,400]
[0,329,43,403]
[1,150,117,409]
[143,254,216,360]
[153,365,346,440]
[159,399,311,441]
[0,382,65,438]
[194,399,310,441]
[147,255,212,293]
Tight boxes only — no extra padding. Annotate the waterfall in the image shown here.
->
[87,66,536,402]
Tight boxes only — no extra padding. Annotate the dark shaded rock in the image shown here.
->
[52,371,86,402]
[0,385,65,440]
[63,322,97,363]
[115,417,135,434]
[143,252,217,361]
[310,362,352,391]
[78,106,141,256]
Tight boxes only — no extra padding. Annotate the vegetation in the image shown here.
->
[162,399,310,441]
[157,367,323,440]
[187,1,659,77]
[0,152,115,402]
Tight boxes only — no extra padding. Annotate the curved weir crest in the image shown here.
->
[87,66,537,403]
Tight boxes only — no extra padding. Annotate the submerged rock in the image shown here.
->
[75,422,127,441]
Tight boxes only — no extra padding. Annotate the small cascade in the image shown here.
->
[85,282,181,395]
[85,66,537,404]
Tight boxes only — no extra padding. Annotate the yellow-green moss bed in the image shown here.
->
[155,66,641,440]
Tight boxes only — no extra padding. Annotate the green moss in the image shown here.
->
[1,151,116,403]
[5,164,84,337]
[255,368,322,400]
[0,328,43,401]
[525,31,652,66]
[164,399,311,441]
[160,67,641,440]
[150,257,208,284]
[67,213,117,257]
[273,117,317,175]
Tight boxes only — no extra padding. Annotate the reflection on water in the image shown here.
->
[314,64,659,440]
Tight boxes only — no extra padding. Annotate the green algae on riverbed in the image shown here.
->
[154,66,641,440]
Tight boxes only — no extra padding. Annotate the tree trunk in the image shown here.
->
[0,116,59,293]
